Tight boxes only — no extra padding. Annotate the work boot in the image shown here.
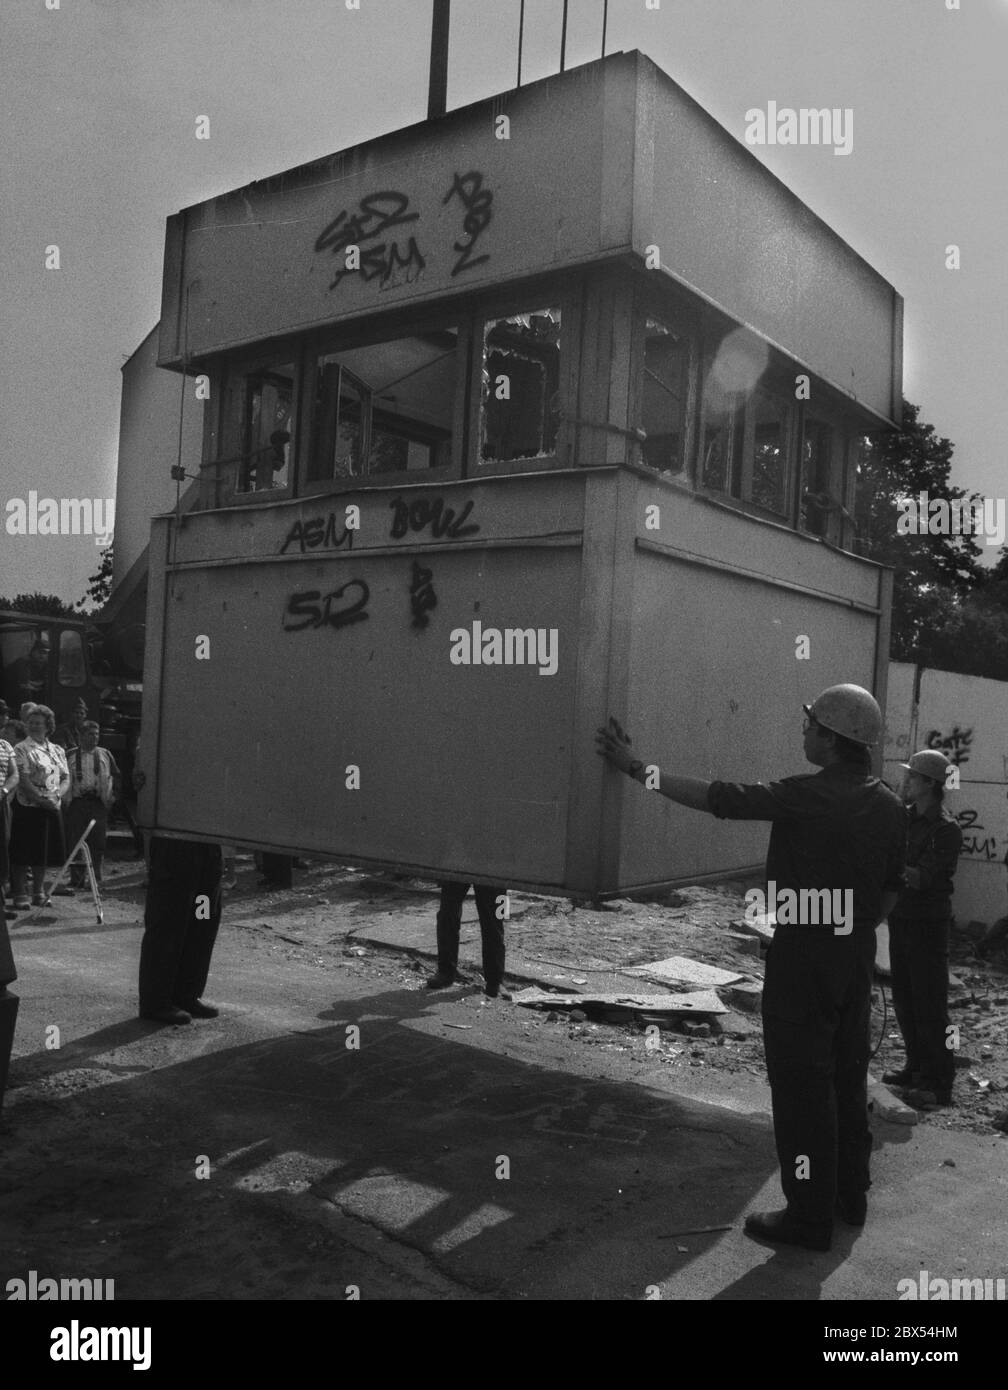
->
[139,1005,192,1026]
[914,1077,953,1106]
[744,1209,832,1252]
[176,998,219,1019]
[426,970,460,990]
[882,1066,917,1086]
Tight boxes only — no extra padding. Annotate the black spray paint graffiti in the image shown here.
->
[388,495,479,541]
[315,191,425,292]
[954,808,1001,861]
[282,581,370,632]
[926,726,973,766]
[410,560,437,629]
[442,171,492,276]
[279,513,355,555]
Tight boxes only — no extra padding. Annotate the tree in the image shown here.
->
[0,592,78,618]
[77,543,114,612]
[853,401,990,668]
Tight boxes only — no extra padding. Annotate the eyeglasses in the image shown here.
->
[802,716,819,733]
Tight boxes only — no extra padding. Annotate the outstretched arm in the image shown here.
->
[595,716,712,812]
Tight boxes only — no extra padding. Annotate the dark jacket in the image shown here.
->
[893,801,962,920]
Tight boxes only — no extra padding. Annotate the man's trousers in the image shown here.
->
[761,927,877,1229]
[138,838,223,1012]
[888,911,954,1090]
[435,881,505,989]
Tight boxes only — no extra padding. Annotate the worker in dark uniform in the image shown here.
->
[883,749,962,1105]
[597,684,906,1252]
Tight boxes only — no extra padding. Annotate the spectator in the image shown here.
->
[54,698,91,752]
[0,728,19,921]
[9,704,70,908]
[64,720,119,888]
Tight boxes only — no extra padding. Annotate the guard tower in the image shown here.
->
[142,50,902,895]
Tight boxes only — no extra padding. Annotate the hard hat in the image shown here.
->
[803,684,882,747]
[899,749,953,784]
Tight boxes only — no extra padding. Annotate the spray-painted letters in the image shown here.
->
[315,191,425,292]
[954,807,1001,861]
[280,513,355,555]
[282,581,370,632]
[926,726,973,766]
[389,495,479,540]
[410,561,437,628]
[442,171,492,276]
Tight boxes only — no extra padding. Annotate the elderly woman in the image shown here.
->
[9,704,70,908]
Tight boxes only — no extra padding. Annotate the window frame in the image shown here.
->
[465,289,576,479]
[298,312,466,498]
[207,344,301,510]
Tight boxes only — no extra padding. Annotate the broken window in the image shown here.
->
[307,328,457,484]
[480,307,561,463]
[641,317,689,474]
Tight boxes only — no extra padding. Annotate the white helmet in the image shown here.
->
[804,684,882,747]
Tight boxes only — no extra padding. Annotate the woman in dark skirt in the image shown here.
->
[9,705,69,908]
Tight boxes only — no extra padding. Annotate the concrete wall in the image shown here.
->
[113,327,203,587]
[884,662,1008,927]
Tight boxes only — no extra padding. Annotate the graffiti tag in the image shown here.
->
[279,513,355,555]
[388,495,479,541]
[926,725,973,766]
[442,171,492,276]
[954,808,1001,861]
[409,560,437,629]
[315,190,425,291]
[282,581,370,632]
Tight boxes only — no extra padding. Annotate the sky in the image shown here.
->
[2,0,1005,603]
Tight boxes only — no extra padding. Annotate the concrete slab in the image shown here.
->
[624,957,744,990]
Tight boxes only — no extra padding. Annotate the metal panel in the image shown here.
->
[158,61,634,367]
[634,57,901,424]
[619,536,883,889]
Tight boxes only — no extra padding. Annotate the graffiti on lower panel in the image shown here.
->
[954,807,1001,861]
[389,494,479,540]
[409,560,437,629]
[279,512,355,555]
[926,726,973,766]
[282,581,370,632]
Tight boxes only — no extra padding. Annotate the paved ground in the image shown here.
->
[2,853,1007,1301]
